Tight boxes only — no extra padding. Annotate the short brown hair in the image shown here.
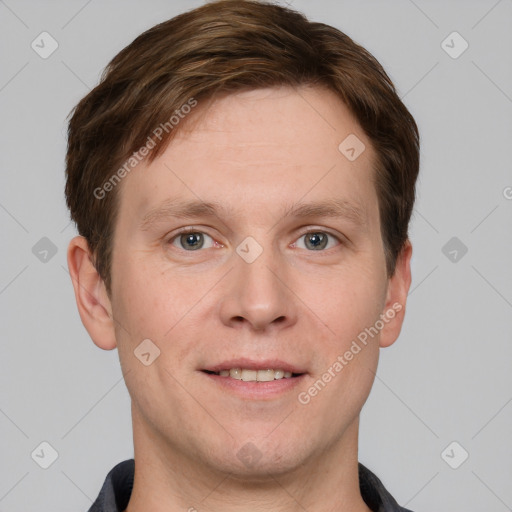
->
[65,0,419,296]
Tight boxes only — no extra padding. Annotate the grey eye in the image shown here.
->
[295,232,339,251]
[171,232,214,251]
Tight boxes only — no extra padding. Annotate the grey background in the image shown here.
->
[1,0,511,510]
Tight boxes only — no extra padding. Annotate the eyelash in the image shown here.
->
[166,227,343,252]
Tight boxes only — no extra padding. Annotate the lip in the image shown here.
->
[201,371,307,400]
[201,358,307,374]
[200,358,308,400]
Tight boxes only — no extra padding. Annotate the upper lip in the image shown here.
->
[202,358,307,374]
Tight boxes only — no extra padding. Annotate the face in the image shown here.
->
[74,85,411,477]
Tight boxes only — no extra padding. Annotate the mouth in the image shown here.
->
[200,359,307,399]
[201,359,306,381]
[201,368,303,381]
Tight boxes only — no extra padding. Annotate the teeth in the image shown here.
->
[257,369,275,382]
[241,369,257,381]
[217,368,295,381]
[230,368,242,380]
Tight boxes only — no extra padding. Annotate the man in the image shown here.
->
[65,1,419,510]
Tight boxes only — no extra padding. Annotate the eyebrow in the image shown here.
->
[139,197,367,231]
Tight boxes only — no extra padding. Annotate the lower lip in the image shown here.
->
[201,372,306,400]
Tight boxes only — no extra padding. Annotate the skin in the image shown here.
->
[68,84,412,512]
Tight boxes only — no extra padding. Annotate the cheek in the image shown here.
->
[111,254,174,344]
[111,252,209,371]
[300,263,385,345]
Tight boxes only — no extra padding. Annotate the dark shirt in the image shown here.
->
[87,459,414,512]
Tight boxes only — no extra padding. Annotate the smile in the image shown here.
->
[203,368,300,381]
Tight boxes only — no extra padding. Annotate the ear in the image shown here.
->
[379,239,413,348]
[67,235,117,350]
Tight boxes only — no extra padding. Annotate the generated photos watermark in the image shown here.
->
[93,97,198,200]
[298,302,403,405]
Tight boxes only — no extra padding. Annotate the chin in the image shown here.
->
[216,450,307,481]
[198,428,316,479]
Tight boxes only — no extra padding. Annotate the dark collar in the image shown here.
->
[87,459,413,512]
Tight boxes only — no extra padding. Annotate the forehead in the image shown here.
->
[117,85,379,229]
[168,85,366,165]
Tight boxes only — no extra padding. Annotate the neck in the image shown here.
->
[125,409,372,512]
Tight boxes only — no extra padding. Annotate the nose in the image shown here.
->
[218,243,298,333]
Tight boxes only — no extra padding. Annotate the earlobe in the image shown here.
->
[67,235,117,350]
[379,239,413,348]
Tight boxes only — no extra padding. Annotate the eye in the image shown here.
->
[293,231,341,251]
[169,229,215,251]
